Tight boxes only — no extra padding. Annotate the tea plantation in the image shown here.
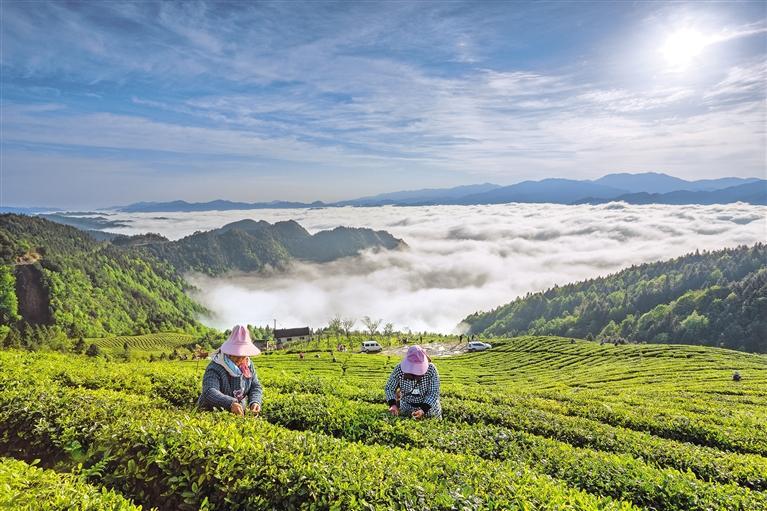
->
[0,335,765,510]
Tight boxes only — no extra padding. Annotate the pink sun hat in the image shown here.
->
[219,325,261,357]
[401,345,429,375]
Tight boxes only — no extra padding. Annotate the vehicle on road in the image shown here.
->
[361,340,383,353]
[467,341,492,352]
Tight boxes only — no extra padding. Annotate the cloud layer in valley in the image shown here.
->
[104,203,767,333]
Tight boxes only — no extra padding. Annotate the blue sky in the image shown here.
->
[2,1,765,208]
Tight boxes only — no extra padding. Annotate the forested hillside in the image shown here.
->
[142,218,406,275]
[0,214,204,340]
[0,215,406,343]
[465,244,767,352]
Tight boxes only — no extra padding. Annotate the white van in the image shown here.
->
[361,340,382,353]
[467,341,492,352]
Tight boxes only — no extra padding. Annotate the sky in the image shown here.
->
[99,203,767,332]
[1,1,766,208]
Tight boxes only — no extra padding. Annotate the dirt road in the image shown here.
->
[381,341,469,358]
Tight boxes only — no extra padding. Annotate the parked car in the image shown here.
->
[361,340,382,353]
[467,341,492,352]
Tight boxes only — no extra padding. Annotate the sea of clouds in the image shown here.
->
[104,203,766,333]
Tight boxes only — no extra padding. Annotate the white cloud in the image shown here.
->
[704,60,767,99]
[2,2,765,200]
[102,203,767,333]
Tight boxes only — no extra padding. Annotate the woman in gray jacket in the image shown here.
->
[197,325,263,416]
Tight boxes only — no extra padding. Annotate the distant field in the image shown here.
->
[1,336,766,510]
[87,332,195,356]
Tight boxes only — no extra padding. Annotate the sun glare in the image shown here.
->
[660,28,708,69]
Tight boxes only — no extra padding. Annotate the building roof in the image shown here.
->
[274,327,312,338]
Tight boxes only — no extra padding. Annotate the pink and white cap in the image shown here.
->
[400,345,429,375]
[219,325,261,357]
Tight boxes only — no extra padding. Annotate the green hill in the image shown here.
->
[140,218,406,275]
[0,215,406,342]
[0,214,204,339]
[464,244,767,352]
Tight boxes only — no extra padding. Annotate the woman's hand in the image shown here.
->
[249,402,261,415]
[230,402,244,416]
[411,409,425,420]
[388,404,399,416]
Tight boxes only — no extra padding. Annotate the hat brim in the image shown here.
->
[220,343,261,357]
[401,359,428,375]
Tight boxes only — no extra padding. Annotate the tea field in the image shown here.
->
[0,335,766,510]
[87,332,196,357]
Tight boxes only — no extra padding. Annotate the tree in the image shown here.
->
[0,265,20,324]
[85,343,101,357]
[73,336,86,354]
[382,322,395,346]
[680,310,709,342]
[328,316,342,340]
[361,316,382,338]
[341,318,355,340]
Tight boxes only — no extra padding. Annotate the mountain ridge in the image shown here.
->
[130,218,407,276]
[576,181,767,206]
[111,172,765,212]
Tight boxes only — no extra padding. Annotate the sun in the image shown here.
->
[660,29,708,69]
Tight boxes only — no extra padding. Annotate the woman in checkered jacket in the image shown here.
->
[385,345,442,419]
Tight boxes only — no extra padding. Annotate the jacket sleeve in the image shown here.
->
[420,364,440,412]
[248,369,263,405]
[201,367,236,410]
[384,365,401,406]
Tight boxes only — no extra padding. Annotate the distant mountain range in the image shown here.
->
[335,183,502,206]
[111,172,765,212]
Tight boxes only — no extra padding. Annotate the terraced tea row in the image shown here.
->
[0,383,638,511]
[261,392,767,510]
[1,335,764,510]
[88,333,195,353]
[2,350,765,494]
